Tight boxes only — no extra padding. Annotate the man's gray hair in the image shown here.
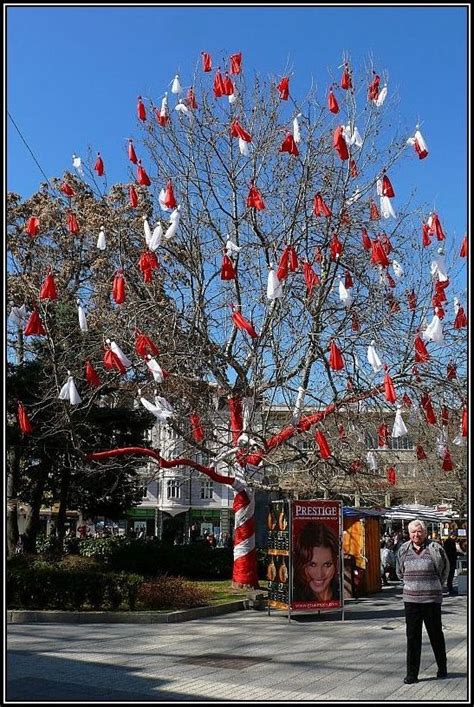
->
[408,519,427,533]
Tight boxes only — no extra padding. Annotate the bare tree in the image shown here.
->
[7,54,467,582]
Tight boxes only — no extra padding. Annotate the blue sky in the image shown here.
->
[6,5,468,252]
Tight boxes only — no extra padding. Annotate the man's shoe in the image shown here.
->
[404,676,419,684]
[437,671,448,679]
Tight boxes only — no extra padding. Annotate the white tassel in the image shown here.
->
[170,206,180,223]
[380,195,396,219]
[422,312,443,343]
[160,93,168,118]
[59,372,82,405]
[346,187,361,206]
[238,137,249,156]
[392,260,404,278]
[392,407,408,438]
[159,188,170,211]
[267,267,283,300]
[375,85,387,106]
[149,223,163,252]
[367,451,378,471]
[430,251,448,281]
[97,227,106,250]
[225,239,241,256]
[9,305,28,327]
[146,355,164,383]
[143,217,152,246]
[140,396,173,421]
[72,154,84,176]
[171,74,181,94]
[292,386,306,424]
[376,178,383,196]
[338,279,352,307]
[453,297,460,315]
[154,393,174,414]
[351,126,363,148]
[228,92,238,105]
[77,300,88,333]
[175,100,189,114]
[164,220,178,240]
[107,339,132,368]
[242,397,254,430]
[293,114,301,144]
[367,340,383,373]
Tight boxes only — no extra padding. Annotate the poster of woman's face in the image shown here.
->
[291,500,342,610]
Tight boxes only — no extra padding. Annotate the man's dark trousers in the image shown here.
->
[404,602,447,678]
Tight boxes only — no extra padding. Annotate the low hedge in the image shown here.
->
[7,563,142,611]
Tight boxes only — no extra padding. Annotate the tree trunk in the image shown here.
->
[56,467,71,544]
[22,470,48,553]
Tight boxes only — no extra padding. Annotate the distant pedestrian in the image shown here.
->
[443,533,458,595]
[396,519,449,684]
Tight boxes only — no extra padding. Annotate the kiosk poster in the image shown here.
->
[290,500,343,611]
[266,500,289,609]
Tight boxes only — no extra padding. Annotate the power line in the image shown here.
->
[7,110,53,189]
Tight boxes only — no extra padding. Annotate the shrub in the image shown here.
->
[137,576,210,610]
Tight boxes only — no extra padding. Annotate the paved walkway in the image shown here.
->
[7,585,468,703]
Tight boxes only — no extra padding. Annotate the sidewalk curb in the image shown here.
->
[7,599,250,624]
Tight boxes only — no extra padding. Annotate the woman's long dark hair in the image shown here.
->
[293,522,340,601]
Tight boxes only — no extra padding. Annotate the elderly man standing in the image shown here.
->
[396,519,450,684]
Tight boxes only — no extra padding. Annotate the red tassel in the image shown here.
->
[230,119,252,142]
[428,213,445,241]
[135,330,159,358]
[129,185,138,208]
[313,192,332,217]
[386,467,397,486]
[414,335,429,363]
[407,290,417,311]
[137,96,146,122]
[67,212,79,234]
[402,393,412,408]
[187,87,198,109]
[201,51,212,72]
[459,234,468,258]
[137,161,151,187]
[277,76,289,100]
[361,228,372,251]
[39,272,57,301]
[340,63,352,90]
[287,246,298,271]
[222,73,234,96]
[246,184,265,210]
[228,396,243,446]
[94,153,104,176]
[344,271,353,289]
[447,362,457,380]
[128,140,138,164]
[314,246,323,263]
[328,340,344,371]
[17,402,33,434]
[230,52,242,75]
[462,407,467,437]
[371,239,389,268]
[328,87,339,114]
[338,424,346,440]
[442,449,453,472]
[220,254,236,280]
[378,423,390,448]
[138,251,159,282]
[386,272,396,289]
[383,367,397,403]
[368,72,380,101]
[163,180,177,209]
[416,445,427,460]
[422,223,431,247]
[25,216,40,237]
[85,360,101,387]
[60,183,74,197]
[351,311,360,332]
[349,459,362,475]
[213,69,225,98]
[280,133,299,156]
[381,174,395,198]
[103,348,126,375]
[369,200,380,220]
[349,159,358,177]
[315,429,331,459]
[330,233,343,260]
[112,270,126,304]
[454,306,467,329]
[333,126,349,160]
[303,261,319,296]
[379,232,392,254]
[421,393,437,425]
[190,413,205,442]
[155,109,169,127]
[24,310,45,336]
[388,295,400,314]
[231,308,258,338]
[277,248,289,280]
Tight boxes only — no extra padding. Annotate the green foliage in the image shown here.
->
[137,576,210,610]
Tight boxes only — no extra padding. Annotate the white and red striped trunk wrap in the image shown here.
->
[231,477,258,586]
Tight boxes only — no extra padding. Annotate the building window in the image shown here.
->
[366,431,414,451]
[167,480,181,499]
[200,481,214,499]
[141,485,148,499]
